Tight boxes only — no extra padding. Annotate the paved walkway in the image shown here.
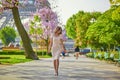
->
[0,54,120,80]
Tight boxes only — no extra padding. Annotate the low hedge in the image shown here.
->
[0,51,52,56]
[37,51,52,56]
[86,52,93,58]
[0,51,24,55]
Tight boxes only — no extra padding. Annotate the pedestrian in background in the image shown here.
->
[74,46,80,59]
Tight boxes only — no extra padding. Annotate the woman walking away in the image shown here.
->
[48,26,65,76]
[75,46,80,59]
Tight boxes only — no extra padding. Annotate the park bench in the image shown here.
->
[109,53,115,61]
[2,47,20,51]
[93,52,97,58]
[97,53,103,60]
[97,52,104,60]
[104,52,114,62]
[104,52,109,60]
[114,51,120,67]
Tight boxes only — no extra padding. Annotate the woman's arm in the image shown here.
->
[60,39,65,52]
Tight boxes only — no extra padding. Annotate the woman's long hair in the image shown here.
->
[54,26,62,35]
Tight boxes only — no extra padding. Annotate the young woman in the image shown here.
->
[48,26,65,76]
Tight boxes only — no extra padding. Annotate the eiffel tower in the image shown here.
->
[0,0,50,29]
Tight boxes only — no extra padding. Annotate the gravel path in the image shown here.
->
[0,54,120,80]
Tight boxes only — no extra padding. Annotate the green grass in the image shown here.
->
[0,50,52,65]
[0,55,51,65]
[0,55,32,64]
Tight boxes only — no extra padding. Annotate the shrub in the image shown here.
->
[0,50,52,56]
[86,52,93,58]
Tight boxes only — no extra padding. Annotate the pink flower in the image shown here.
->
[39,7,58,30]
[1,0,19,8]
[34,0,47,8]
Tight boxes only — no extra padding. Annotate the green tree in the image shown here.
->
[86,6,120,49]
[12,7,39,60]
[65,11,101,47]
[112,6,120,23]
[65,15,76,39]
[29,15,43,36]
[0,26,16,46]
[111,6,120,45]
[29,15,43,52]
[76,11,98,47]
[109,0,120,5]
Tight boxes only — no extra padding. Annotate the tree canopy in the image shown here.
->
[0,26,16,46]
[109,0,120,5]
[65,11,101,47]
[86,5,120,49]
[65,2,120,49]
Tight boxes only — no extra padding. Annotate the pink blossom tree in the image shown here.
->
[27,15,43,53]
[0,0,49,59]
[38,7,58,52]
[25,6,68,53]
[25,7,58,53]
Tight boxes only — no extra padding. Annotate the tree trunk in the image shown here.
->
[12,7,39,60]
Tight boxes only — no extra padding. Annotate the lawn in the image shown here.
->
[0,55,32,64]
[0,50,52,65]
[0,55,51,65]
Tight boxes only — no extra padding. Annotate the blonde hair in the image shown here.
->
[54,26,62,35]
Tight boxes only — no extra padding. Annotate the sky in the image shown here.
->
[50,0,111,25]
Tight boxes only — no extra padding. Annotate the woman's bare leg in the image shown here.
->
[56,59,59,76]
[53,59,59,76]
[76,52,79,59]
[53,60,57,74]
